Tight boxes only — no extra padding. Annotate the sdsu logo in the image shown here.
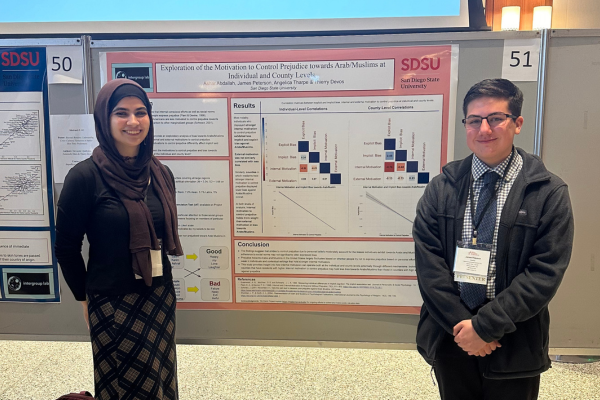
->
[400,57,441,71]
[1,51,41,67]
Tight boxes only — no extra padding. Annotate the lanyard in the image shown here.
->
[469,148,515,245]
[144,177,152,202]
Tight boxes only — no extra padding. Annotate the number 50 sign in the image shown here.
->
[46,46,83,85]
[502,39,541,82]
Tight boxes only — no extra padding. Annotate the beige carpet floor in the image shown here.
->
[0,341,598,399]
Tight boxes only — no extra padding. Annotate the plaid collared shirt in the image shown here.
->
[461,150,523,299]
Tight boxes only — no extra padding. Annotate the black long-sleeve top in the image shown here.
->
[55,158,175,301]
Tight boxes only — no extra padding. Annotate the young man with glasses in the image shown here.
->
[413,78,574,399]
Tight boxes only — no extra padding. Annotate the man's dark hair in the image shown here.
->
[463,78,524,117]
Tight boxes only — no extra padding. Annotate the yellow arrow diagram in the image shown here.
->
[186,254,198,261]
[187,286,199,293]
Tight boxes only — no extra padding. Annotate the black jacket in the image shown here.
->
[55,158,175,301]
[413,148,574,379]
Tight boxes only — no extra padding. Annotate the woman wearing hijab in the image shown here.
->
[55,79,183,400]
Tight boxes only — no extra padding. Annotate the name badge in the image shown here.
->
[135,241,163,280]
[454,241,491,285]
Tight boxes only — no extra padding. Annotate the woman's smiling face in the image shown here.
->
[109,96,150,157]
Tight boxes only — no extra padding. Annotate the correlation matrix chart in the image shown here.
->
[349,96,443,238]
[262,99,349,237]
[232,95,442,238]
[232,98,349,237]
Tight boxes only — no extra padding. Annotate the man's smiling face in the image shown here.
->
[465,96,523,167]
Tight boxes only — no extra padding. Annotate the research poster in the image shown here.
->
[101,45,458,313]
[0,47,60,302]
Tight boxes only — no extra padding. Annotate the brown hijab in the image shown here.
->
[92,79,183,286]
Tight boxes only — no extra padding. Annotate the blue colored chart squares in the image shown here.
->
[297,145,341,186]
[395,150,407,161]
[418,172,430,184]
[298,141,309,152]
[381,141,429,185]
[384,138,396,150]
[406,161,419,173]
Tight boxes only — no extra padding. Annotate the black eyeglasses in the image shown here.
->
[462,113,518,129]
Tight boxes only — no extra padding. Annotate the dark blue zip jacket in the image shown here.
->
[413,148,574,379]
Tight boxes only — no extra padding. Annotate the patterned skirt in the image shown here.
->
[88,281,178,400]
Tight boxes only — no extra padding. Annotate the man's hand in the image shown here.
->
[471,341,501,357]
[453,319,501,356]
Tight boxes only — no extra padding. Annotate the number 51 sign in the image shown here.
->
[502,39,541,82]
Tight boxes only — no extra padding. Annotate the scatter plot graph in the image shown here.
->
[365,191,413,224]
[352,187,424,237]
[0,111,41,161]
[266,188,345,236]
[0,164,43,215]
[278,191,336,230]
